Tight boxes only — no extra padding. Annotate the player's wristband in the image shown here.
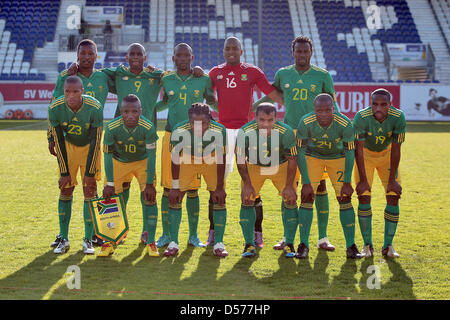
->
[172,179,180,189]
[106,182,114,187]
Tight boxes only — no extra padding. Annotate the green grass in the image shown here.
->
[0,120,449,300]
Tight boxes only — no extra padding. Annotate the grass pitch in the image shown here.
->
[0,120,448,300]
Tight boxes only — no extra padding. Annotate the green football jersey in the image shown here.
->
[170,119,227,159]
[103,115,158,163]
[296,112,355,159]
[48,94,103,146]
[353,106,406,152]
[52,69,114,107]
[161,71,216,132]
[102,65,164,120]
[273,64,338,129]
[236,120,297,167]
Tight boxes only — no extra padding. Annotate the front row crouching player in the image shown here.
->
[101,94,159,257]
[353,88,406,258]
[296,94,362,259]
[48,76,103,254]
[167,103,228,257]
[236,103,299,258]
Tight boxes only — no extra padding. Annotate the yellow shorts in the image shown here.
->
[108,158,156,194]
[244,161,298,200]
[293,128,327,181]
[306,155,348,197]
[161,131,201,190]
[353,147,401,196]
[61,141,102,188]
[179,161,221,192]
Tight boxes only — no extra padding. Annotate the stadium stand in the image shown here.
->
[0,0,60,80]
[0,0,448,83]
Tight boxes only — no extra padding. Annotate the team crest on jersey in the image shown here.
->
[310,84,316,92]
[284,83,290,88]
[241,74,247,81]
[72,117,78,122]
[168,90,174,96]
[194,90,200,97]
[322,133,328,138]
[117,141,123,144]
[138,140,144,145]
[99,85,103,93]
[180,85,187,90]
[87,82,93,87]
[149,78,154,85]
[122,76,128,81]
[335,138,341,143]
[228,72,235,76]
[217,75,223,80]
[388,132,392,137]
[62,122,68,126]
[85,123,91,129]
[378,127,383,133]
[128,137,134,141]
[297,79,303,84]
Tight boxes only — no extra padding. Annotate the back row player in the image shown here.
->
[254,36,339,252]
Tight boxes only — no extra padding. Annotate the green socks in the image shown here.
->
[186,191,200,238]
[168,203,182,244]
[315,191,329,240]
[213,204,227,245]
[339,201,356,248]
[141,194,158,244]
[83,198,94,240]
[282,201,298,245]
[240,205,256,245]
[58,195,73,240]
[384,204,399,248]
[160,190,170,237]
[358,203,373,246]
[298,203,314,247]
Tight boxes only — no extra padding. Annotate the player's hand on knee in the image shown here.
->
[143,184,157,203]
[301,183,315,203]
[48,141,57,157]
[103,185,115,202]
[282,185,297,206]
[340,182,354,198]
[213,187,227,206]
[58,175,72,190]
[387,180,402,197]
[169,188,183,206]
[241,183,256,206]
[67,62,79,76]
[356,180,371,196]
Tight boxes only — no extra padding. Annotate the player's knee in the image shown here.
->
[186,189,199,198]
[316,180,327,192]
[83,186,97,199]
[358,195,371,205]
[60,187,75,197]
[122,182,130,190]
[386,195,400,206]
[337,195,352,204]
[163,188,170,198]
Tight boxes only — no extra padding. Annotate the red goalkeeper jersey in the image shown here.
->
[209,62,275,129]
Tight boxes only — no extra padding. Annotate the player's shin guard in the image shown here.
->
[315,191,329,240]
[186,190,200,238]
[213,203,227,245]
[339,201,356,248]
[383,204,399,248]
[298,203,313,247]
[58,195,73,240]
[83,197,95,240]
[141,195,158,244]
[282,201,298,245]
[240,205,256,245]
[168,202,182,244]
[160,189,170,236]
[358,203,373,246]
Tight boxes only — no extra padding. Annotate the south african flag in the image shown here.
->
[89,195,128,245]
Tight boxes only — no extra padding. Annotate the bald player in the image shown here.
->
[206,37,284,247]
